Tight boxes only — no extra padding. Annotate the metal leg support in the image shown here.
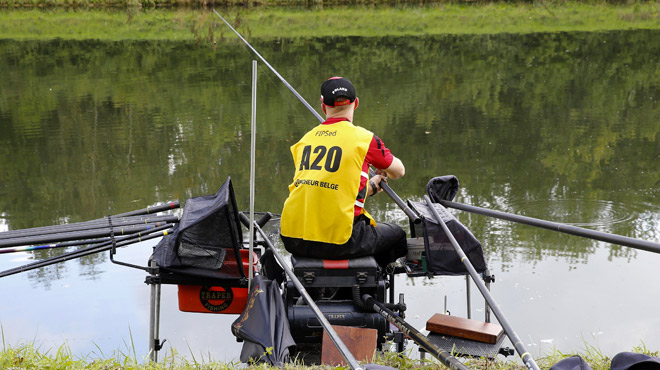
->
[484,269,493,323]
[148,261,162,362]
[466,275,471,319]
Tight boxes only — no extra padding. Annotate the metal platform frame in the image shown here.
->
[144,260,249,362]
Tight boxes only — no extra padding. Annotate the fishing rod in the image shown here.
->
[369,169,420,223]
[0,224,174,279]
[237,212,366,370]
[439,200,660,255]
[113,200,180,217]
[0,237,113,255]
[0,215,179,241]
[0,219,177,249]
[0,201,179,239]
[424,196,540,370]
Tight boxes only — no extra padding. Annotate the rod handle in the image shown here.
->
[369,169,421,224]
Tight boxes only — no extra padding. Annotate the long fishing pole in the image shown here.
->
[0,237,112,255]
[424,196,540,370]
[113,201,180,217]
[0,224,174,279]
[0,215,179,241]
[238,212,365,370]
[439,200,660,254]
[0,201,179,240]
[0,220,177,249]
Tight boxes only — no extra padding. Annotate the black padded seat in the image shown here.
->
[290,255,380,288]
[291,255,379,270]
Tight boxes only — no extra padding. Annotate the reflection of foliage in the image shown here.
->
[0,30,658,279]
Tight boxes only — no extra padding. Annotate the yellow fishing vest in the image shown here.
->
[280,121,374,245]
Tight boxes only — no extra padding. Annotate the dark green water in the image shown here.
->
[0,30,659,360]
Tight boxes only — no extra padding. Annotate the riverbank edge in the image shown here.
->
[1,1,660,41]
[0,341,658,370]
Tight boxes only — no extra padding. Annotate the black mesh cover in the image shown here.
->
[151,177,245,279]
[409,201,488,276]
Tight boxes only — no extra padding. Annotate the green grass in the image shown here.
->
[0,339,658,370]
[0,2,659,41]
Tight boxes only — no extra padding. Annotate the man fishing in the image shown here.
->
[280,77,407,267]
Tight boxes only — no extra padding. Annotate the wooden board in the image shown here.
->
[321,325,378,366]
[426,313,504,344]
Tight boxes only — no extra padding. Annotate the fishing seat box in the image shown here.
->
[177,248,258,314]
[287,256,389,345]
[291,255,379,288]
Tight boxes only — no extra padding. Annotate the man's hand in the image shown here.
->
[369,174,387,196]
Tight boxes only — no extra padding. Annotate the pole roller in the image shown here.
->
[425,196,540,370]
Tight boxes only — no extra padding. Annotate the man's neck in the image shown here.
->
[323,117,351,125]
[325,109,354,122]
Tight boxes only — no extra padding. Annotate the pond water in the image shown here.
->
[1,28,659,363]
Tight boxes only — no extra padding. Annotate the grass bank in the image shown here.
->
[1,1,659,41]
[0,342,658,370]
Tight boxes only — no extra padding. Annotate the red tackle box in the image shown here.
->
[177,249,258,314]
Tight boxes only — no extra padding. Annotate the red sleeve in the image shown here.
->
[355,135,395,217]
[365,135,394,169]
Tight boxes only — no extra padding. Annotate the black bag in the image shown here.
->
[408,200,488,276]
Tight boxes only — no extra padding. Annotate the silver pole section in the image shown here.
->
[249,59,257,288]
[424,196,541,370]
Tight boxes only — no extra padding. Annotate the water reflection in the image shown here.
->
[1,29,659,359]
[506,199,645,228]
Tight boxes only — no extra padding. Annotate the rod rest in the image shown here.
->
[352,284,405,313]
[238,211,272,228]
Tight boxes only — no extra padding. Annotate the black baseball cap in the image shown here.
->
[320,77,356,107]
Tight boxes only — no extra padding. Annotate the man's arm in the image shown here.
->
[383,156,405,179]
[369,156,405,196]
